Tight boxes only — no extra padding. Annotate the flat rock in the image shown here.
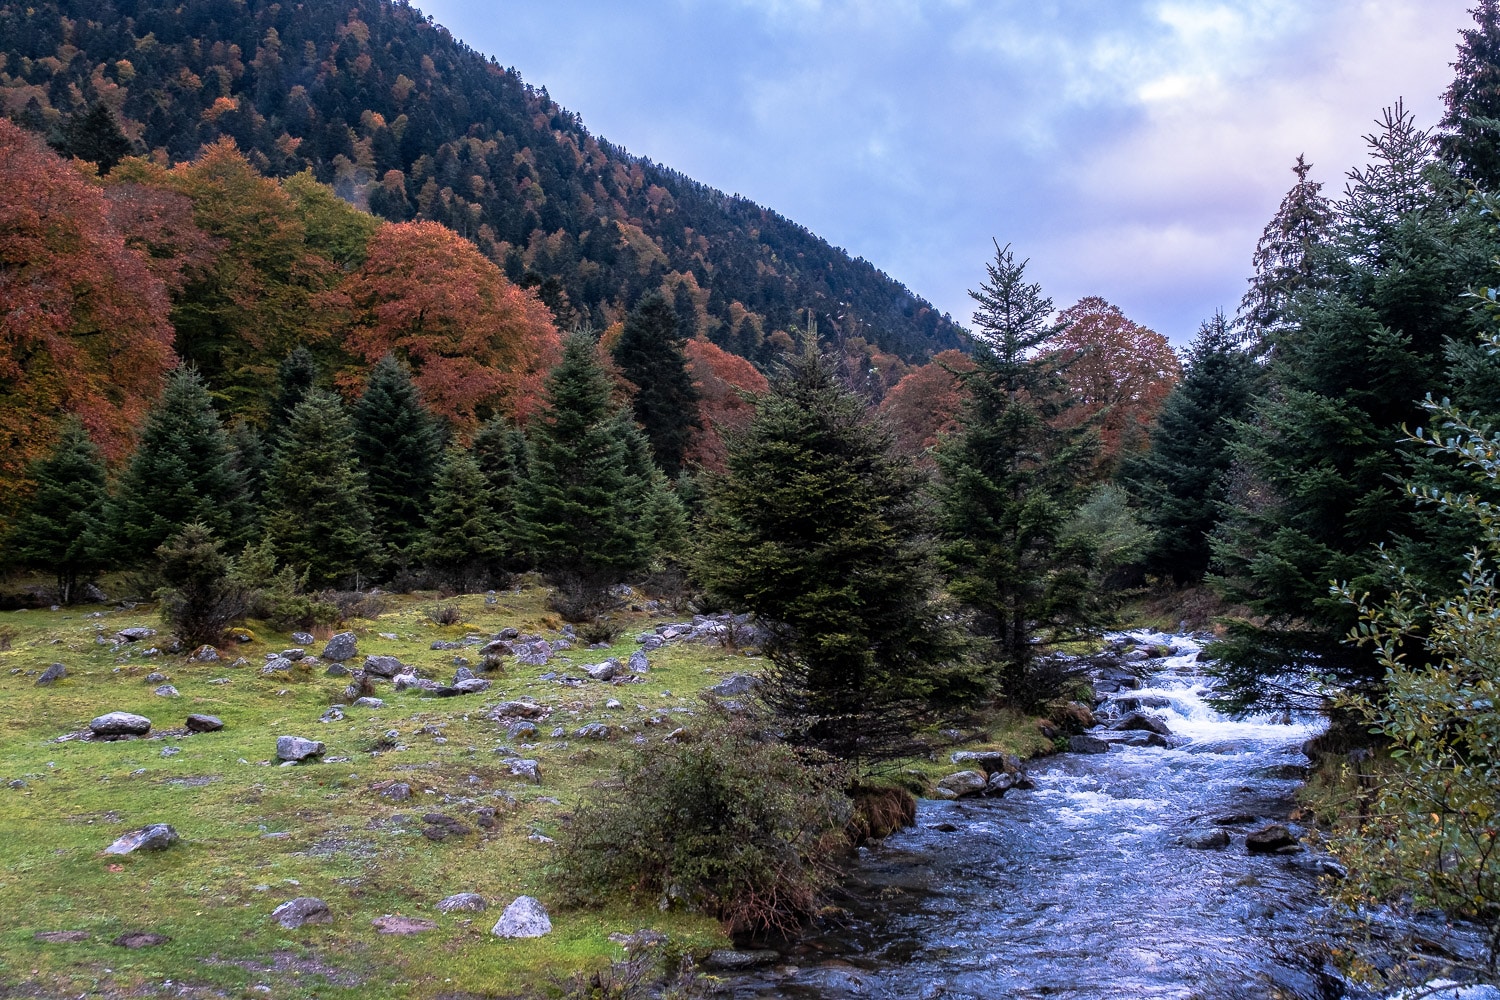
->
[115,627,156,642]
[185,714,223,733]
[1114,712,1173,737]
[35,663,66,687]
[1183,828,1232,850]
[34,930,90,943]
[104,823,178,855]
[436,892,487,913]
[1245,824,1298,853]
[325,663,350,677]
[1068,734,1112,754]
[89,712,151,737]
[272,896,332,929]
[291,631,316,644]
[709,673,759,697]
[351,697,384,709]
[112,931,170,948]
[275,736,325,763]
[705,949,780,970]
[936,769,988,797]
[950,750,1016,774]
[363,654,406,678]
[321,632,358,662]
[453,677,491,694]
[491,895,551,938]
[372,914,438,934]
[261,657,294,675]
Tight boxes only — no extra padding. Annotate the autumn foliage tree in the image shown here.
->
[0,120,175,517]
[337,221,562,431]
[878,349,976,464]
[682,338,770,472]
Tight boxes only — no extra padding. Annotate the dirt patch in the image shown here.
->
[33,930,90,943]
[203,949,366,988]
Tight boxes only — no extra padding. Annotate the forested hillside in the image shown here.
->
[0,0,965,365]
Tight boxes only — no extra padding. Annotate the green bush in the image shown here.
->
[156,522,249,648]
[553,722,850,935]
[230,537,338,630]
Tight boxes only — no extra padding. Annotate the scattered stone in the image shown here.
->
[185,714,223,733]
[291,631,315,644]
[363,655,406,678]
[1068,735,1111,755]
[351,697,384,709]
[1245,824,1298,853]
[708,673,759,697]
[627,650,649,673]
[188,645,219,663]
[272,897,332,929]
[36,663,66,687]
[379,782,412,802]
[153,684,180,698]
[704,949,780,970]
[160,746,180,757]
[507,721,538,740]
[453,677,491,694]
[321,632,358,662]
[34,930,90,943]
[320,706,345,723]
[104,823,179,855]
[1114,713,1173,737]
[325,663,350,677]
[508,759,542,783]
[575,723,611,740]
[453,666,475,683]
[984,771,1016,796]
[586,660,617,681]
[950,750,1015,774]
[516,643,552,667]
[491,896,552,938]
[112,932,170,948]
[208,677,231,685]
[936,770,988,798]
[144,672,168,684]
[372,915,438,935]
[394,674,440,693]
[1184,828,1232,850]
[275,736,325,763]
[605,698,623,710]
[89,712,151,737]
[261,657,294,675]
[115,627,156,642]
[281,648,305,661]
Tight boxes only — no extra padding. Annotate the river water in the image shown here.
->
[717,631,1494,1000]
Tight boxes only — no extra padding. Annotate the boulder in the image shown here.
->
[272,897,332,929]
[480,639,514,656]
[507,721,538,740]
[321,632,358,663]
[950,750,1016,774]
[453,666,475,683]
[575,723,611,740]
[437,893,487,913]
[627,650,650,673]
[379,782,412,802]
[144,671,168,684]
[1183,828,1232,850]
[280,648,305,661]
[291,632,316,644]
[453,677,491,694]
[89,712,151,737]
[185,714,223,733]
[372,915,437,935]
[984,771,1016,796]
[394,674,440,692]
[115,627,156,642]
[188,645,219,663]
[491,896,551,938]
[936,770,988,798]
[153,684,179,698]
[704,949,781,970]
[1245,824,1298,853]
[1114,713,1173,737]
[585,660,617,682]
[515,644,552,667]
[324,663,350,677]
[36,662,67,687]
[363,655,406,678]
[275,736,325,763]
[496,626,520,640]
[1068,735,1111,755]
[320,706,346,723]
[352,697,384,709]
[709,673,759,697]
[103,823,179,855]
[261,657,294,675]
[508,759,542,783]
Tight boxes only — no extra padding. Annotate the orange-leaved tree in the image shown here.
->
[1049,297,1180,470]
[877,349,976,464]
[0,120,175,517]
[683,337,769,472]
[336,221,562,431]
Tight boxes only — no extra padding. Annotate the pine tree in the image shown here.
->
[351,354,445,568]
[1239,155,1335,342]
[470,415,531,568]
[266,347,319,447]
[1440,0,1500,191]
[155,522,248,647]
[1120,314,1261,585]
[514,333,662,615]
[263,389,378,589]
[52,103,132,173]
[613,291,701,479]
[111,366,250,565]
[9,418,110,603]
[420,448,506,589]
[227,418,269,517]
[936,243,1098,708]
[695,339,963,766]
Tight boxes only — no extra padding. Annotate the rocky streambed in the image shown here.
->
[716,631,1499,1000]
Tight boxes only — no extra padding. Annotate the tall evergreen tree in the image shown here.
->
[227,418,269,517]
[51,103,132,173]
[1440,0,1500,191]
[470,415,531,568]
[1120,314,1262,585]
[8,418,110,603]
[351,353,445,569]
[695,340,963,766]
[1238,155,1335,342]
[266,347,319,447]
[111,366,250,565]
[263,389,378,589]
[936,243,1098,708]
[420,448,506,589]
[613,291,701,479]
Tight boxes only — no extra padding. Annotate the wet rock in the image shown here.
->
[627,650,650,673]
[153,684,179,698]
[1068,735,1111,754]
[372,914,437,934]
[103,823,179,855]
[112,931,170,948]
[709,673,759,697]
[1183,828,1232,850]
[937,770,988,798]
[704,949,780,970]
[1245,824,1298,853]
[1114,731,1173,749]
[275,736,325,763]
[35,663,66,687]
[1114,712,1173,737]
[984,771,1017,796]
[1213,812,1260,826]
[437,892,487,913]
[321,632,357,662]
[491,895,551,938]
[185,714,223,733]
[272,896,332,929]
[89,712,151,737]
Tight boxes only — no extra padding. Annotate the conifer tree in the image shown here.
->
[227,418,269,516]
[155,522,248,647]
[111,366,250,565]
[1120,314,1261,585]
[514,333,662,614]
[352,354,445,568]
[421,448,506,589]
[263,389,378,589]
[52,103,132,173]
[613,291,701,479]
[1440,0,1500,191]
[936,243,1098,708]
[266,347,318,447]
[470,415,531,568]
[695,338,963,766]
[9,418,110,603]
[1238,155,1335,342]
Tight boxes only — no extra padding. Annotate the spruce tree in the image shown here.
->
[420,448,506,589]
[613,291,701,479]
[695,340,963,766]
[52,103,132,173]
[111,366,250,565]
[9,418,110,603]
[936,243,1098,709]
[155,522,248,648]
[352,353,445,569]
[227,418,269,517]
[1120,314,1261,585]
[1238,155,1335,342]
[471,415,531,568]
[1440,0,1500,191]
[266,347,319,447]
[263,389,378,589]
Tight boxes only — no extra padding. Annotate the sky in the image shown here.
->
[416,0,1475,343]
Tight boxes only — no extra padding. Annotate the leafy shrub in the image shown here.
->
[547,572,616,623]
[155,522,249,647]
[231,537,338,630]
[323,590,387,621]
[554,722,850,935]
[578,615,622,646]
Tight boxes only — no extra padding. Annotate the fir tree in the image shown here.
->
[52,103,132,173]
[266,347,319,447]
[613,291,701,479]
[1238,155,1335,342]
[227,418,269,516]
[111,366,250,565]
[421,448,506,589]
[155,522,249,648]
[1440,0,1500,191]
[351,354,445,568]
[470,415,531,568]
[695,339,963,766]
[1120,314,1262,585]
[263,389,378,589]
[937,243,1098,709]
[8,418,110,603]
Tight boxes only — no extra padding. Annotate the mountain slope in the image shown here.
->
[0,0,966,364]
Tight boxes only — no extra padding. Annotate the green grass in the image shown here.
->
[0,588,744,998]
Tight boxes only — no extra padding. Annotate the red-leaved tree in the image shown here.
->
[877,349,976,464]
[684,337,769,472]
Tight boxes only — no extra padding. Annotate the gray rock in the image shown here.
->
[261,657,294,675]
[185,714,223,733]
[320,706,345,723]
[585,660,617,681]
[144,672,168,683]
[575,723,611,740]
[153,684,179,698]
[1068,735,1112,755]
[380,782,412,802]
[436,892,487,914]
[188,645,219,663]
[372,914,438,935]
[936,769,988,797]
[1184,828,1232,850]
[160,746,181,757]
[275,736,325,763]
[352,697,384,709]
[627,650,649,673]
[280,648,305,661]
[491,895,551,938]
[321,632,357,662]
[709,673,759,697]
[950,750,1016,774]
[103,823,179,855]
[115,627,156,642]
[496,626,520,640]
[1114,712,1173,737]
[363,655,406,678]
[324,663,350,677]
[704,949,780,970]
[984,771,1016,796]
[272,897,332,929]
[453,677,490,694]
[480,639,514,656]
[394,674,440,692]
[638,635,664,651]
[516,643,552,667]
[89,712,151,737]
[507,721,538,740]
[453,666,475,683]
[605,698,623,710]
[35,663,66,687]
[508,759,542,783]
[291,632,316,645]
[1245,824,1297,853]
